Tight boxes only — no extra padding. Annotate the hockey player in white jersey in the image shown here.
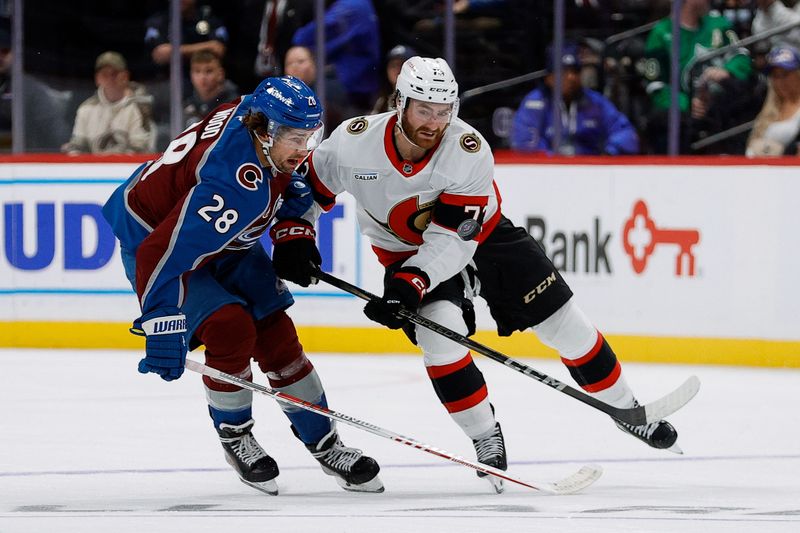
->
[270,57,680,492]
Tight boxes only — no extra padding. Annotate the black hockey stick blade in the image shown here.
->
[314,269,700,426]
[185,359,602,494]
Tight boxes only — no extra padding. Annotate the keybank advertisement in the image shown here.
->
[1,162,798,341]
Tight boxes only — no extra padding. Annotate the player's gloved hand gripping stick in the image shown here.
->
[315,268,700,427]
[363,266,429,329]
[270,217,321,287]
[131,307,188,381]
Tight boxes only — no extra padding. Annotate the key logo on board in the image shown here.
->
[622,200,700,277]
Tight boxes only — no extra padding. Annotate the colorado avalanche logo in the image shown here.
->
[236,163,263,191]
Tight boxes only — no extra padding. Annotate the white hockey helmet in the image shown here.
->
[395,56,459,123]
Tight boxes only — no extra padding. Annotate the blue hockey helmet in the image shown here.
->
[248,75,324,154]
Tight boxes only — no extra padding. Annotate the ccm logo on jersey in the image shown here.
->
[236,163,264,191]
[523,272,557,304]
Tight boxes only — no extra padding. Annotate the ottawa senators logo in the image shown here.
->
[236,163,263,191]
[365,196,436,246]
[346,117,369,135]
[459,133,481,153]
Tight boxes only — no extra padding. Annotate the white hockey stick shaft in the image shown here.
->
[185,359,598,494]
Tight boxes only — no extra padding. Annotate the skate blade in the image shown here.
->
[486,475,505,494]
[334,474,385,493]
[665,442,683,455]
[239,477,279,496]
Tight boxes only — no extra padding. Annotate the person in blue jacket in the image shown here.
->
[511,42,639,155]
[292,0,380,112]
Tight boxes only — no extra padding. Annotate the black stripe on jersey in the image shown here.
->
[432,194,487,240]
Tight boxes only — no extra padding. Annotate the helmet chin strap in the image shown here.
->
[254,131,282,173]
[395,108,425,150]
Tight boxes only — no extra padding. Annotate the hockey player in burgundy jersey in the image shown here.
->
[273,57,680,493]
[102,76,382,495]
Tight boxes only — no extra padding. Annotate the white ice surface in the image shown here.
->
[1,349,798,533]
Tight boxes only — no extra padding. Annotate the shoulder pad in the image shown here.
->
[345,116,370,135]
[458,132,482,154]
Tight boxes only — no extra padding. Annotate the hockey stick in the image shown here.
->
[185,358,601,495]
[313,269,700,426]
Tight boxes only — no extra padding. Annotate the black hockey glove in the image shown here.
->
[364,267,429,329]
[270,218,321,287]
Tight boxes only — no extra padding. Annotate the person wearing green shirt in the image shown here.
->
[643,0,755,153]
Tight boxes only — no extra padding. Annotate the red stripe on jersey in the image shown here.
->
[582,360,622,393]
[383,114,441,177]
[475,181,503,244]
[561,331,604,367]
[306,154,336,212]
[426,352,473,379]
[371,246,416,267]
[442,384,488,413]
[439,192,489,207]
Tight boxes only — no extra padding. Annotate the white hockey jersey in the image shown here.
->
[304,111,502,289]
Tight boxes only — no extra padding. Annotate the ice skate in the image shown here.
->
[615,400,681,453]
[305,426,384,493]
[217,419,280,495]
[473,422,508,494]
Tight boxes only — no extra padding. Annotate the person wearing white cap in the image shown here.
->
[747,45,800,156]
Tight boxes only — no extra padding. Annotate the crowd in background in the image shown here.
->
[1,0,800,156]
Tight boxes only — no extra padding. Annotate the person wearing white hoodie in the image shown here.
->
[752,0,800,49]
[62,51,155,154]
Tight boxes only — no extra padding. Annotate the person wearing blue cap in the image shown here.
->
[511,41,639,155]
[747,44,800,156]
[371,44,417,113]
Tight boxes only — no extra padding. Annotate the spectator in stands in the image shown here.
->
[510,42,639,155]
[61,51,155,155]
[0,16,72,152]
[0,16,13,150]
[145,0,229,92]
[746,44,800,155]
[720,0,754,38]
[183,50,239,128]
[291,0,380,113]
[255,0,315,77]
[283,45,317,86]
[282,45,351,133]
[643,0,754,153]
[371,44,416,114]
[752,0,800,49]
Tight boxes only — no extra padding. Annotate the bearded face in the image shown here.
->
[399,99,454,149]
